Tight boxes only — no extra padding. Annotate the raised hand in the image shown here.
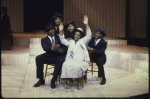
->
[58,23,64,36]
[82,15,88,25]
[59,23,64,32]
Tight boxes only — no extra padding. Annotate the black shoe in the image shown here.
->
[34,80,45,87]
[51,80,56,89]
[100,78,106,85]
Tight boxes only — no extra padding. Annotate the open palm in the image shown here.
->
[59,23,64,32]
[83,15,88,25]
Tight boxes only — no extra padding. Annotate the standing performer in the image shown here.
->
[1,7,12,50]
[50,12,64,35]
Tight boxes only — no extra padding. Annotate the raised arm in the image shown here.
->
[58,23,70,47]
[82,15,92,44]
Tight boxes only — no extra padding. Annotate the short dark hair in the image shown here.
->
[2,7,7,13]
[72,29,85,39]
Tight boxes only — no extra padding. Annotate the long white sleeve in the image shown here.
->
[82,28,92,45]
[59,34,70,47]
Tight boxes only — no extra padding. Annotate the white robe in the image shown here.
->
[59,28,92,78]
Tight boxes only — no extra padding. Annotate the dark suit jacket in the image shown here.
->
[88,37,107,58]
[41,35,67,56]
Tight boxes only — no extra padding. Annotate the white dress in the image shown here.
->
[59,28,92,78]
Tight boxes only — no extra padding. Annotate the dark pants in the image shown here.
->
[35,53,66,81]
[90,54,106,78]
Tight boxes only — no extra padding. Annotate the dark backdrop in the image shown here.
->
[24,0,63,32]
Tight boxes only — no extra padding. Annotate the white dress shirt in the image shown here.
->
[48,36,55,50]
[95,39,101,46]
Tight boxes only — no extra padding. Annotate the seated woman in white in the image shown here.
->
[59,15,92,90]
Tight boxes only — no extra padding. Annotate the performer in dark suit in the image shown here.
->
[34,25,67,89]
[87,27,107,85]
[1,7,12,50]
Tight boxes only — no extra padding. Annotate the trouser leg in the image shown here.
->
[51,55,65,81]
[35,54,54,79]
[96,56,106,78]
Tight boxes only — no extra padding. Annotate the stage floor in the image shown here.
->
[1,63,149,98]
[1,41,149,98]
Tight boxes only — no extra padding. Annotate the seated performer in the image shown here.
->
[59,15,91,90]
[87,27,107,85]
[34,25,67,89]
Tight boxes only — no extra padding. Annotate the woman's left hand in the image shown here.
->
[82,15,88,25]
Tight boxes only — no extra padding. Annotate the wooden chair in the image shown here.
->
[80,69,88,88]
[87,46,107,75]
[87,51,98,75]
[44,64,61,84]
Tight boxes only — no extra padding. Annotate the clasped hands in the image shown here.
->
[53,45,63,53]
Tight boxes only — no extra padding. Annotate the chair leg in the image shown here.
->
[82,76,84,88]
[85,70,87,83]
[45,64,48,80]
[59,73,61,84]
[66,79,68,85]
[92,62,93,75]
[77,78,80,87]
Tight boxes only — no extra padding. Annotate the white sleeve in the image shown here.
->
[59,34,70,47]
[82,28,92,45]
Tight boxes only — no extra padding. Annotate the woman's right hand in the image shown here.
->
[58,23,64,36]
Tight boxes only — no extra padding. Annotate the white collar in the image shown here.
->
[95,39,101,45]
[48,36,55,44]
[48,36,55,39]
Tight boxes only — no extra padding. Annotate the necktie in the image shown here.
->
[52,38,55,46]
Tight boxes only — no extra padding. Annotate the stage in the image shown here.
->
[1,33,149,98]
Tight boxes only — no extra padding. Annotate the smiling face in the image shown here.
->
[95,31,103,40]
[74,32,81,41]
[55,17,61,25]
[67,24,75,33]
[47,29,55,37]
